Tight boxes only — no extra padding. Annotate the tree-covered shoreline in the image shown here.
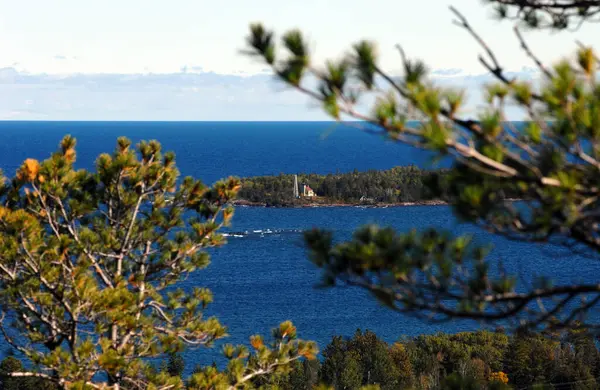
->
[236,166,450,207]
[4,327,598,389]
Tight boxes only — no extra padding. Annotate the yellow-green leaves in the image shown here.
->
[548,61,578,104]
[485,83,509,104]
[403,59,428,85]
[525,122,542,143]
[99,348,128,377]
[444,88,465,118]
[116,136,131,154]
[481,144,504,162]
[373,93,400,127]
[492,277,516,295]
[323,94,340,119]
[305,224,514,321]
[422,122,450,151]
[247,23,275,65]
[222,344,249,360]
[277,30,310,87]
[577,46,596,77]
[60,135,77,163]
[0,136,313,388]
[479,110,503,138]
[352,40,377,90]
[512,82,533,106]
[278,61,305,87]
[247,25,312,87]
[324,60,349,94]
[215,322,317,388]
[138,139,162,162]
[554,170,580,191]
[282,30,308,58]
[318,60,352,119]
[414,87,441,117]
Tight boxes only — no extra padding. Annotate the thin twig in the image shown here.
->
[514,26,553,78]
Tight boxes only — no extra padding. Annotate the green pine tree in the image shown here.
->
[165,353,185,379]
[0,137,317,389]
[243,0,600,333]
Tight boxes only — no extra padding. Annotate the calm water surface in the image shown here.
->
[0,121,596,372]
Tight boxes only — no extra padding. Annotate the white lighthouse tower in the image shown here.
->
[293,174,299,198]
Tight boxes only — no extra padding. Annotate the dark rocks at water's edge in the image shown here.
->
[230,198,522,208]
[230,199,448,208]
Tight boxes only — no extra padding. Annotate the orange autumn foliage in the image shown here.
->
[250,335,264,349]
[489,371,509,384]
[64,148,76,163]
[18,158,40,182]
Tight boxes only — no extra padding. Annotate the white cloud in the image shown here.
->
[0,67,541,121]
[0,68,319,120]
[431,68,464,76]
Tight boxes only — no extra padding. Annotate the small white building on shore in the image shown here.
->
[302,184,315,197]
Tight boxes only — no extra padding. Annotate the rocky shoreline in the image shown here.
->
[231,199,448,208]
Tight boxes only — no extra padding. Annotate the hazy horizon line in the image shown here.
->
[0,119,533,123]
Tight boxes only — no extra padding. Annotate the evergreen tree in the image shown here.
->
[320,336,347,388]
[0,137,317,388]
[347,330,399,389]
[0,357,23,390]
[166,353,185,379]
[0,356,58,390]
[244,0,600,333]
[339,351,362,390]
[388,343,414,389]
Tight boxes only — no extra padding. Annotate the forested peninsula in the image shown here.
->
[235,166,450,207]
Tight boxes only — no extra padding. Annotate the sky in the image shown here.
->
[0,0,596,120]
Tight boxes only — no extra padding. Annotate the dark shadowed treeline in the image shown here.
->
[3,328,598,389]
[254,328,600,390]
[237,166,449,206]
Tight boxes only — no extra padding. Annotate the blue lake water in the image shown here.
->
[0,121,438,184]
[0,121,597,373]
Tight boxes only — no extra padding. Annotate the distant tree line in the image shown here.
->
[237,166,450,206]
[263,328,600,390]
[3,328,599,389]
